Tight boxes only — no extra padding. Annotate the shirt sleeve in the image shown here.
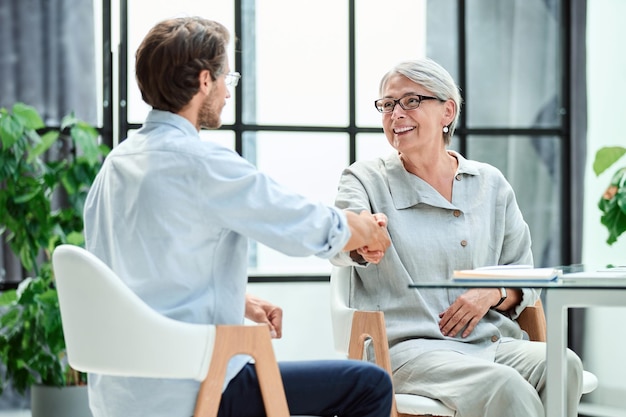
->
[196,145,352,259]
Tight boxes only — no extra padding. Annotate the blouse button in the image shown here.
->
[455,174,462,181]
[460,240,468,247]
[491,335,499,342]
[453,210,461,217]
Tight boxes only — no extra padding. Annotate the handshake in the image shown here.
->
[344,210,390,264]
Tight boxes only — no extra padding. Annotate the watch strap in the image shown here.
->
[492,287,507,309]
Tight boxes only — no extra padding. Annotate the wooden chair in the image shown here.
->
[330,266,598,417]
[52,244,290,417]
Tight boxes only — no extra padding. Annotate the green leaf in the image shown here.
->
[0,114,25,149]
[11,103,45,131]
[599,195,626,245]
[59,112,78,131]
[28,130,60,163]
[13,187,42,204]
[66,231,85,246]
[593,146,626,176]
[0,290,17,306]
[610,167,626,187]
[70,122,100,166]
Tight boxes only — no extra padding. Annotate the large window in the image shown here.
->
[107,0,581,279]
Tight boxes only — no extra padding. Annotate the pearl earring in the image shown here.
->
[443,126,449,134]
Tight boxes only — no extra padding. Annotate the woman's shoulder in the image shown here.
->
[346,152,398,175]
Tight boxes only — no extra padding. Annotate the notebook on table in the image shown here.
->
[452,265,561,282]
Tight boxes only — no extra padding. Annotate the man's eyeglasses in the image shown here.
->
[224,72,241,87]
[374,94,440,113]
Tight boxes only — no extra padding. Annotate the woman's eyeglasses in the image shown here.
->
[374,94,441,113]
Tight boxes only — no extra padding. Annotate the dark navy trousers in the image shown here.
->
[217,359,393,417]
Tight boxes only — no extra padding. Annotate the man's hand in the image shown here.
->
[344,210,391,256]
[245,294,283,338]
[354,212,389,264]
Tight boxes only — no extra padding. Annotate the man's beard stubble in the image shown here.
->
[198,84,222,129]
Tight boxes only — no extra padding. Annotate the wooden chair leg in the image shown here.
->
[351,312,451,417]
[350,311,400,417]
[194,325,290,417]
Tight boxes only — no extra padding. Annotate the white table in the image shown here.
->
[410,265,626,417]
[543,270,626,416]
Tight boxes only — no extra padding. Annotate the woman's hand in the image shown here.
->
[438,288,501,338]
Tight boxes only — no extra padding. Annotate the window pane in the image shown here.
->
[425,0,460,86]
[249,0,348,126]
[126,1,236,125]
[245,131,349,274]
[466,135,562,267]
[465,0,562,128]
[356,132,394,161]
[355,0,428,128]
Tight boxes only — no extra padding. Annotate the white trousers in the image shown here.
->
[392,339,583,417]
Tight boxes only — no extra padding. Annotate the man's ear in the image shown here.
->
[199,69,213,94]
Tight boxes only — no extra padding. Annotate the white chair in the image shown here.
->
[52,244,290,417]
[329,266,598,417]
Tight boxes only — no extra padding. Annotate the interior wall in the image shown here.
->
[246,282,342,361]
[582,0,626,411]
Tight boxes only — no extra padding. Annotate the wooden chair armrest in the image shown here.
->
[349,310,393,373]
[195,325,290,417]
[349,311,399,417]
[516,300,547,342]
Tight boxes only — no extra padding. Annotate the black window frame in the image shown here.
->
[103,0,578,283]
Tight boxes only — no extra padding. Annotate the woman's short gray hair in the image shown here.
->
[379,58,462,145]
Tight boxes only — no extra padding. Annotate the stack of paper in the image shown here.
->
[453,265,561,281]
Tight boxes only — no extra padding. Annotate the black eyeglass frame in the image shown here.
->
[374,94,442,113]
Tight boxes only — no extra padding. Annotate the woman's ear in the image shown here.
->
[443,99,456,126]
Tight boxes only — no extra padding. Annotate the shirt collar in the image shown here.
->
[144,109,200,139]
[386,150,481,210]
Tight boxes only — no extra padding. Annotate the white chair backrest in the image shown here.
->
[52,244,214,381]
[329,266,356,355]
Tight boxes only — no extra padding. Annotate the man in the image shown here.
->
[83,16,393,417]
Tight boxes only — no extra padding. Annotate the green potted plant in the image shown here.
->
[0,102,108,414]
[593,146,626,245]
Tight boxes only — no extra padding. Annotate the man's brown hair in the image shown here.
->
[135,17,230,113]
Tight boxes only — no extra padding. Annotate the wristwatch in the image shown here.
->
[492,287,507,309]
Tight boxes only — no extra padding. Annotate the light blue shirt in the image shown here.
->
[83,110,351,417]
[332,151,539,371]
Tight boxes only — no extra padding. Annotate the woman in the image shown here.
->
[331,58,583,417]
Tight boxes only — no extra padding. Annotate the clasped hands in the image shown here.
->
[355,212,389,264]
